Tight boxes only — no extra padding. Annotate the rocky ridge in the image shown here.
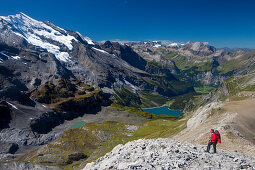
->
[126,40,254,88]
[84,138,255,169]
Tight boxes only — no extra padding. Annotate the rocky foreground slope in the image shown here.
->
[84,138,255,169]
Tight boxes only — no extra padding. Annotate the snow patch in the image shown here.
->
[76,31,94,45]
[92,47,109,54]
[168,43,179,47]
[153,44,161,48]
[7,102,18,110]
[0,13,78,62]
[124,80,139,92]
[0,51,21,60]
[83,36,94,45]
[12,56,21,60]
[125,125,138,131]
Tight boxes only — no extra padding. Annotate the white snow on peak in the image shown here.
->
[168,43,179,47]
[0,12,79,62]
[153,44,161,48]
[76,32,94,45]
[84,37,94,45]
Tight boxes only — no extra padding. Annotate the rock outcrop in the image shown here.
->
[84,138,255,169]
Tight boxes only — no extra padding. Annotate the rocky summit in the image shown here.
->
[84,138,255,170]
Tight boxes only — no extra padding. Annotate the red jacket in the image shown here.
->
[210,132,216,142]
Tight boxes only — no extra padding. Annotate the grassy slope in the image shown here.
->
[138,91,169,108]
[159,52,217,93]
[20,118,187,170]
[221,73,255,101]
[217,51,255,75]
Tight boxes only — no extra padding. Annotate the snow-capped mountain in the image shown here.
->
[0,12,94,62]
[107,40,184,49]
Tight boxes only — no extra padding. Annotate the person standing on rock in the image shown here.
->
[205,129,217,153]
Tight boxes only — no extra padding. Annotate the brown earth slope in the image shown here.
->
[176,97,255,157]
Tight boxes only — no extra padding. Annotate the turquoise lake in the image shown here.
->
[69,121,86,129]
[142,106,181,117]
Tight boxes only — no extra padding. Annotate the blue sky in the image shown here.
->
[1,0,255,48]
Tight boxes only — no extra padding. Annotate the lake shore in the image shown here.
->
[142,105,181,117]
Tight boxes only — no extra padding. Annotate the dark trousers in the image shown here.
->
[207,141,217,153]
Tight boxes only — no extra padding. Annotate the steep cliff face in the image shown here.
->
[0,101,11,130]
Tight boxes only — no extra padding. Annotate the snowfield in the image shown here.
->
[0,13,94,62]
[84,138,255,170]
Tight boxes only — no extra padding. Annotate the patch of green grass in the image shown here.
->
[244,84,255,91]
[142,76,193,96]
[166,92,199,111]
[217,59,240,75]
[133,119,187,139]
[31,78,99,107]
[218,74,255,102]
[171,55,212,72]
[114,88,141,108]
[194,86,216,94]
[217,51,255,75]
[139,91,169,108]
[161,51,178,60]
[54,89,103,112]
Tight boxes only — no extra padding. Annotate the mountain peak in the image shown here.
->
[18,12,32,19]
[0,13,80,62]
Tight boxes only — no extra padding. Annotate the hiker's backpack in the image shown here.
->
[215,130,221,143]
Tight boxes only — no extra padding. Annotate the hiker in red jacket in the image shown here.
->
[205,129,217,153]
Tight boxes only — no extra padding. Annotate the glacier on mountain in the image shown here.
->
[0,12,94,62]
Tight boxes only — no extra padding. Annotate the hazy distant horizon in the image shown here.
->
[97,39,254,49]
